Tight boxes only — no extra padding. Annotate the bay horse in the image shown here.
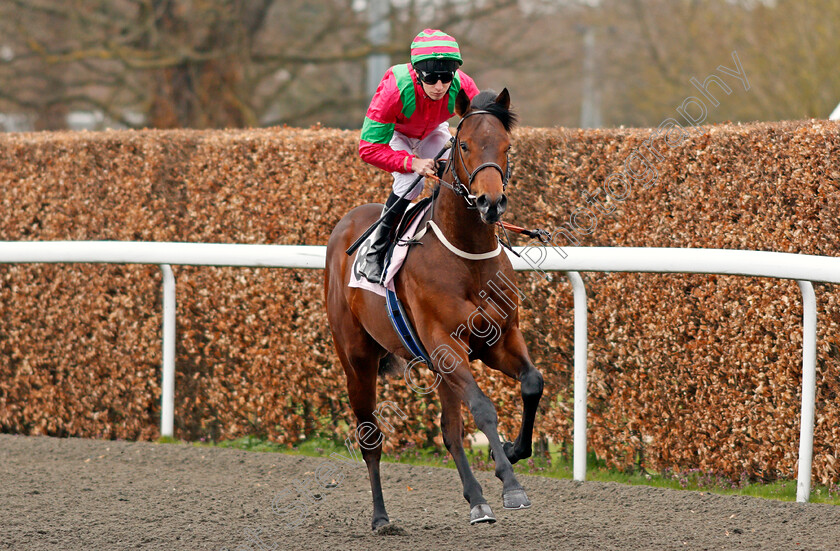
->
[324,88,543,529]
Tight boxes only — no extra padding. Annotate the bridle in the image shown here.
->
[443,109,513,208]
[408,106,551,255]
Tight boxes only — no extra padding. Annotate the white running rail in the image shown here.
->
[1,241,837,503]
[507,246,840,504]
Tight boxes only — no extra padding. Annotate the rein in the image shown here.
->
[421,171,552,254]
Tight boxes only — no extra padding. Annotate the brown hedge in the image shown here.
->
[0,121,838,484]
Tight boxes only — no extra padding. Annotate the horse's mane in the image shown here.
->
[470,90,517,132]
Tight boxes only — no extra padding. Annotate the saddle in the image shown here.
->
[383,192,436,267]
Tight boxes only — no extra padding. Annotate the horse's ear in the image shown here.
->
[494,88,511,111]
[455,88,471,117]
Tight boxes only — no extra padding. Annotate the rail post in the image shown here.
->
[160,264,176,438]
[567,271,588,481]
[796,280,817,502]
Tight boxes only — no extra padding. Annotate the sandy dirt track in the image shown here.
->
[2,433,839,550]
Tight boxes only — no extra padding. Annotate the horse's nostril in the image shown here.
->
[476,194,490,210]
[498,195,508,213]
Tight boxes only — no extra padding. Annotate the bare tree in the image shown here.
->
[0,0,284,128]
[594,0,840,126]
[5,0,833,130]
[0,0,543,129]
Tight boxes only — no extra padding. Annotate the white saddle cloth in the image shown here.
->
[348,202,433,297]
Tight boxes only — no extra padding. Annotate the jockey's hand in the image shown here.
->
[412,157,437,177]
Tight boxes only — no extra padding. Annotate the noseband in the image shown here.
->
[446,109,513,208]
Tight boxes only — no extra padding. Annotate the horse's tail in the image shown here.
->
[377,353,405,378]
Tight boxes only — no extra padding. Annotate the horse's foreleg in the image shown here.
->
[434,351,531,510]
[413,304,531,510]
[460,381,531,509]
[510,362,544,462]
[438,381,496,524]
[481,328,544,465]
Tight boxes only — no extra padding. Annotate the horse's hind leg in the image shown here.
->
[325,280,392,531]
[332,340,391,531]
[438,382,495,524]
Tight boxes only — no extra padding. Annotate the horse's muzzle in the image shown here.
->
[476,193,507,224]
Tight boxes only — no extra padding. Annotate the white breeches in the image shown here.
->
[390,122,452,200]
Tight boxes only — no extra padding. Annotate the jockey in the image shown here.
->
[356,28,480,284]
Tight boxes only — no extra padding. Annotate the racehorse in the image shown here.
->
[324,88,544,529]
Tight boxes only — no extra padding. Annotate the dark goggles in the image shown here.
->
[418,69,454,85]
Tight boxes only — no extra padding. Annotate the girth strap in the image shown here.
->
[385,288,432,367]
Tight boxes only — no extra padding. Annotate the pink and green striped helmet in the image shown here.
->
[410,29,462,66]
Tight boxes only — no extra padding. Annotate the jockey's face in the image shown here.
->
[421,79,451,102]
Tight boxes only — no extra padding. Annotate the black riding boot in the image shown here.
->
[357,192,411,284]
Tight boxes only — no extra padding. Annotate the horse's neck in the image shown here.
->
[431,187,498,254]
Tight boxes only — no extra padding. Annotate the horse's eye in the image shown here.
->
[460,142,469,153]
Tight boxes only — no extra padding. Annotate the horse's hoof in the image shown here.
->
[371,516,390,531]
[375,523,408,536]
[503,488,531,510]
[469,503,497,525]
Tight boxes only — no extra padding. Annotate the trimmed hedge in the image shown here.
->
[0,120,838,484]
